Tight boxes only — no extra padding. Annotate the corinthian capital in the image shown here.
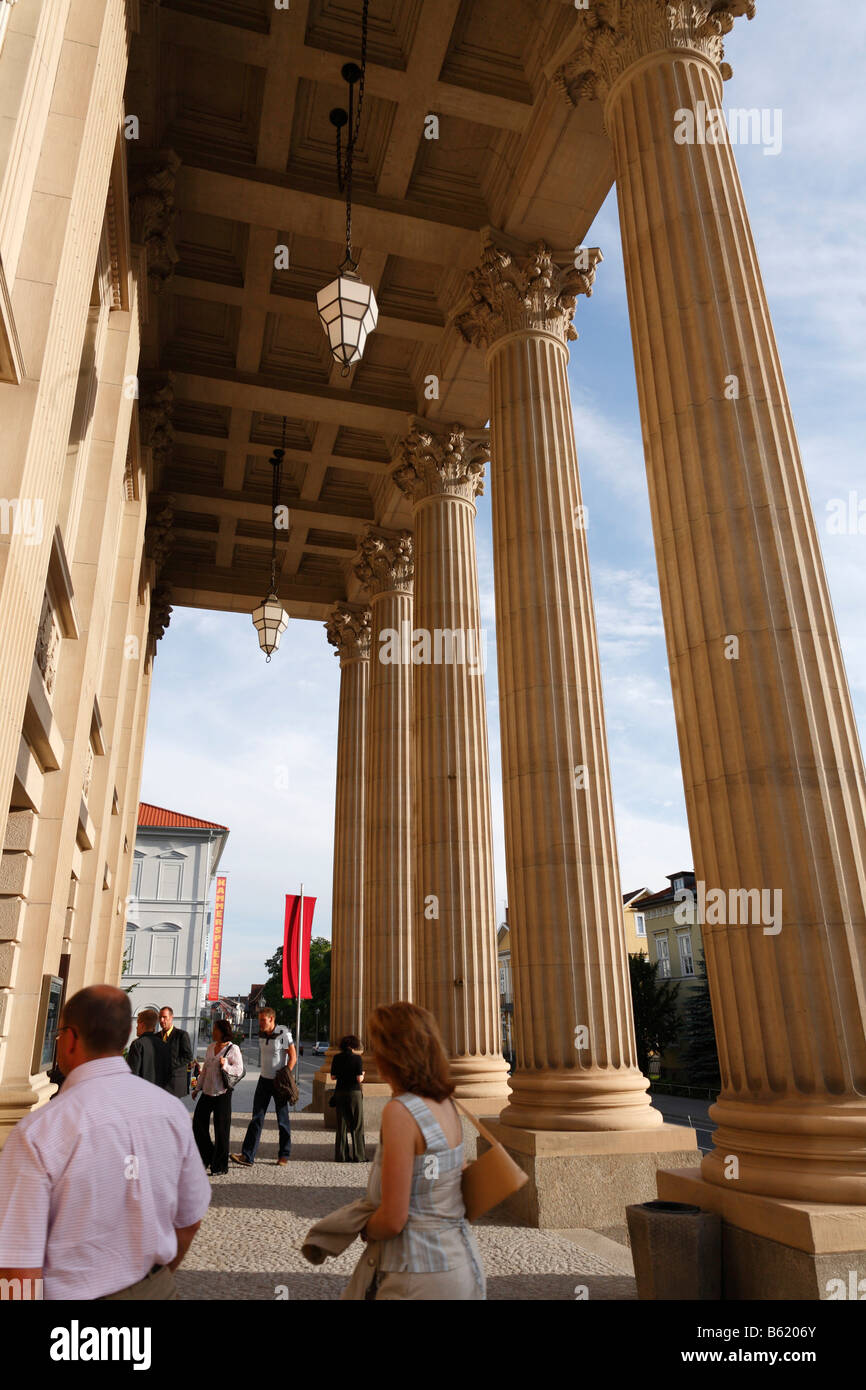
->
[325,605,372,663]
[354,528,414,597]
[391,422,489,505]
[454,237,602,351]
[555,0,756,108]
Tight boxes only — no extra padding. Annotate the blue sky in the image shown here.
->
[141,0,866,994]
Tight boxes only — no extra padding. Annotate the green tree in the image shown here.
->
[628,952,680,1077]
[681,954,721,1088]
[261,937,331,1039]
[120,946,138,994]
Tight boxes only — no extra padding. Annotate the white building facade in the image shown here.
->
[123,803,229,1043]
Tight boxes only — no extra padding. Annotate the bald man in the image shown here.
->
[0,985,211,1300]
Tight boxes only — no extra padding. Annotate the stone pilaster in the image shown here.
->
[392,423,510,1104]
[455,237,660,1132]
[354,529,414,1085]
[558,0,866,1205]
[313,604,370,1108]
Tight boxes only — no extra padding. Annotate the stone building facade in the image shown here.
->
[122,800,228,1043]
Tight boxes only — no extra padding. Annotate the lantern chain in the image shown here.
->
[269,415,286,597]
[335,0,369,270]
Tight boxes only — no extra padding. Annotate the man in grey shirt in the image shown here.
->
[230,1007,296,1167]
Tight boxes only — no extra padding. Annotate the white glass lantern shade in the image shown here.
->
[316,273,379,368]
[252,592,289,660]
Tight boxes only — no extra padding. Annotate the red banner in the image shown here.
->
[282,894,315,999]
[207,876,227,1002]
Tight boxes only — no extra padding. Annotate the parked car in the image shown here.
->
[312,1041,329,1056]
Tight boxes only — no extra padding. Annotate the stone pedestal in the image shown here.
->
[392,422,510,1104]
[477,1119,700,1230]
[658,1168,866,1301]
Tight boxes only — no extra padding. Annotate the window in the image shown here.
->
[499,966,507,995]
[151,933,177,975]
[130,860,142,898]
[677,931,695,978]
[122,933,135,974]
[655,934,671,979]
[635,913,646,937]
[157,860,182,900]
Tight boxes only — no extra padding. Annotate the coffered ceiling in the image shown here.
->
[126,0,614,619]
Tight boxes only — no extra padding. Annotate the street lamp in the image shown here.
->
[315,1008,319,1047]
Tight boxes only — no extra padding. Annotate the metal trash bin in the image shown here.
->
[626,1199,721,1300]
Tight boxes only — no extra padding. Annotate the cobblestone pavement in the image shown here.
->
[178,1110,637,1302]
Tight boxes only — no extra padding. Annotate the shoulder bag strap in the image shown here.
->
[451,1096,499,1149]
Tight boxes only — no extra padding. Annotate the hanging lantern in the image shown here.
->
[251,422,289,661]
[316,270,378,372]
[318,5,377,376]
[252,591,289,660]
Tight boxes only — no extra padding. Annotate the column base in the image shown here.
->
[477,1120,700,1229]
[0,1072,55,1149]
[498,1067,663,1131]
[450,1054,513,1102]
[657,1168,866,1300]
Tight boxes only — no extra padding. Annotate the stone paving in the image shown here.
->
[177,1108,637,1301]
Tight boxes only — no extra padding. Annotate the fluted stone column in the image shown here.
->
[455,240,662,1134]
[392,423,511,1103]
[354,529,414,1085]
[558,1,866,1206]
[312,605,370,1110]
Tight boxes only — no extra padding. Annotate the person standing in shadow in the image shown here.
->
[126,1009,167,1086]
[330,1035,366,1163]
[157,1007,193,1097]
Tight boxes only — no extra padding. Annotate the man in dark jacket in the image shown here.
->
[157,1006,193,1097]
[126,1008,166,1085]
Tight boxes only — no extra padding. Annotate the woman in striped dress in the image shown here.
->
[341,1001,485,1301]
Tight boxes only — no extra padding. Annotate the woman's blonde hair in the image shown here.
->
[367,1002,454,1102]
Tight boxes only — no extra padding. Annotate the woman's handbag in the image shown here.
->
[222,1044,245,1091]
[453,1099,528,1221]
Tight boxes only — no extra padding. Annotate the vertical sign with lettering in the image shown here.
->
[207,876,227,1002]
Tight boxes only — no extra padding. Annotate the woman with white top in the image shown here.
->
[192,1018,243,1176]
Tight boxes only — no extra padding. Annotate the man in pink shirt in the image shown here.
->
[0,984,211,1300]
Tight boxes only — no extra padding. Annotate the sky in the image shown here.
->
[140,0,866,994]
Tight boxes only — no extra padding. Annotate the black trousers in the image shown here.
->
[334,1089,366,1162]
[193,1090,232,1172]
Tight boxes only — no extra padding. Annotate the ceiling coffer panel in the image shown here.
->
[287,78,397,194]
[163,0,273,34]
[304,0,423,72]
[161,45,266,165]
